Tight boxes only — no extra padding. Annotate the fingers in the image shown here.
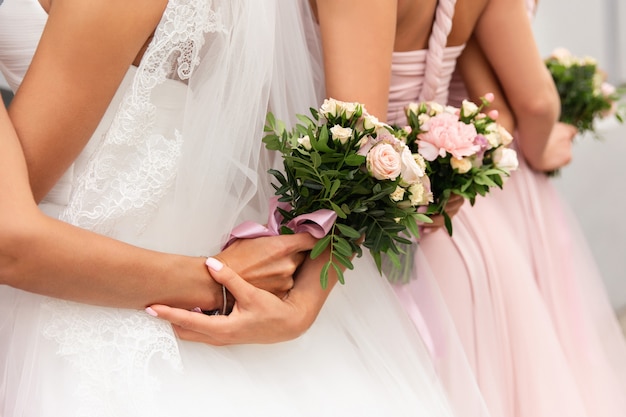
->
[205,257,262,307]
[280,232,318,252]
[147,304,229,344]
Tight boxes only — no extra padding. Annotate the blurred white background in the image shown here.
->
[1,1,625,310]
[534,0,626,311]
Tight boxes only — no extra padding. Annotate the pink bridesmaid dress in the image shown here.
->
[389,0,626,416]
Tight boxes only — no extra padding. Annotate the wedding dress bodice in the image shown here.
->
[0,0,46,91]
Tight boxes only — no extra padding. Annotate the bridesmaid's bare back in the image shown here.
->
[395,0,490,51]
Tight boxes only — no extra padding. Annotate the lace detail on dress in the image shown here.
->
[42,300,181,417]
[60,0,226,236]
[42,2,226,415]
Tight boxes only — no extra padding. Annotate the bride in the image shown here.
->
[0,1,483,416]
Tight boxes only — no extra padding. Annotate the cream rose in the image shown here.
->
[367,143,402,181]
[363,114,385,131]
[450,157,472,174]
[340,101,358,119]
[297,135,312,151]
[320,98,338,118]
[330,125,352,144]
[497,125,513,146]
[461,100,479,117]
[493,147,519,173]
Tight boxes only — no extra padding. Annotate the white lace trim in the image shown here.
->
[42,300,181,417]
[60,0,225,236]
[43,1,226,414]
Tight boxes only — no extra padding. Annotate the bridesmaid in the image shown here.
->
[316,0,626,416]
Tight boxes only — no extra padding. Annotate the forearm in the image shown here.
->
[1,216,218,310]
[314,0,396,119]
[474,0,559,166]
[1,105,220,310]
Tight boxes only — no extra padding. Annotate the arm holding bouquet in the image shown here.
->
[456,17,574,175]
[471,0,562,172]
[3,0,316,313]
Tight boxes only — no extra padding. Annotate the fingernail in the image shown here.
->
[145,307,158,317]
[192,307,202,313]
[205,257,223,271]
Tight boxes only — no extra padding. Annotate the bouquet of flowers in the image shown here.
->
[262,98,432,287]
[546,48,624,135]
[400,94,518,235]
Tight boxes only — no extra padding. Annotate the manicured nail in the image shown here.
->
[205,257,223,271]
[145,307,158,317]
[192,307,202,313]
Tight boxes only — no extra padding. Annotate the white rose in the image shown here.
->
[363,114,384,131]
[390,186,406,202]
[366,143,402,181]
[341,101,358,119]
[601,82,616,97]
[297,135,312,151]
[320,98,338,118]
[461,100,479,117]
[550,47,571,63]
[427,101,444,114]
[399,147,425,186]
[485,132,500,149]
[330,125,353,144]
[450,157,472,174]
[582,56,597,66]
[406,102,421,115]
[418,113,431,126]
[497,125,513,146]
[493,147,519,173]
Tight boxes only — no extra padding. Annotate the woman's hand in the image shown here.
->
[526,122,576,172]
[148,250,339,345]
[215,233,318,300]
[422,194,465,231]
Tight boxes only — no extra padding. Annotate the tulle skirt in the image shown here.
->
[1,254,463,417]
[394,154,626,417]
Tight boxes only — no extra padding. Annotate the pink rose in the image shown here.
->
[367,143,402,180]
[417,112,480,161]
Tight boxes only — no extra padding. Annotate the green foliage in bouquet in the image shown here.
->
[263,99,432,288]
[545,48,624,135]
[401,97,518,235]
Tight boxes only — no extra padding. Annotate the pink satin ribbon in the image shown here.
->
[224,197,337,248]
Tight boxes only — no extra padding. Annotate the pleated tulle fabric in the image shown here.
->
[387,30,626,417]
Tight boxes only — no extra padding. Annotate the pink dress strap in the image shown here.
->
[419,0,458,102]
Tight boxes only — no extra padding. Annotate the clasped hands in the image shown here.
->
[148,233,337,345]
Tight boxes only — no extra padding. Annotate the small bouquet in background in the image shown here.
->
[400,94,518,235]
[262,98,432,287]
[546,48,624,135]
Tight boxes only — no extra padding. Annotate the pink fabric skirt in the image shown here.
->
[394,153,626,417]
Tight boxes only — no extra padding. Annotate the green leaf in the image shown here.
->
[332,251,355,270]
[320,261,331,289]
[335,223,362,239]
[329,179,341,198]
[443,211,453,236]
[280,226,295,235]
[333,237,354,257]
[330,201,348,219]
[311,235,331,259]
[344,154,366,166]
[311,152,322,168]
[332,262,345,285]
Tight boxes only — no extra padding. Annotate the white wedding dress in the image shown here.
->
[0,1,483,416]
